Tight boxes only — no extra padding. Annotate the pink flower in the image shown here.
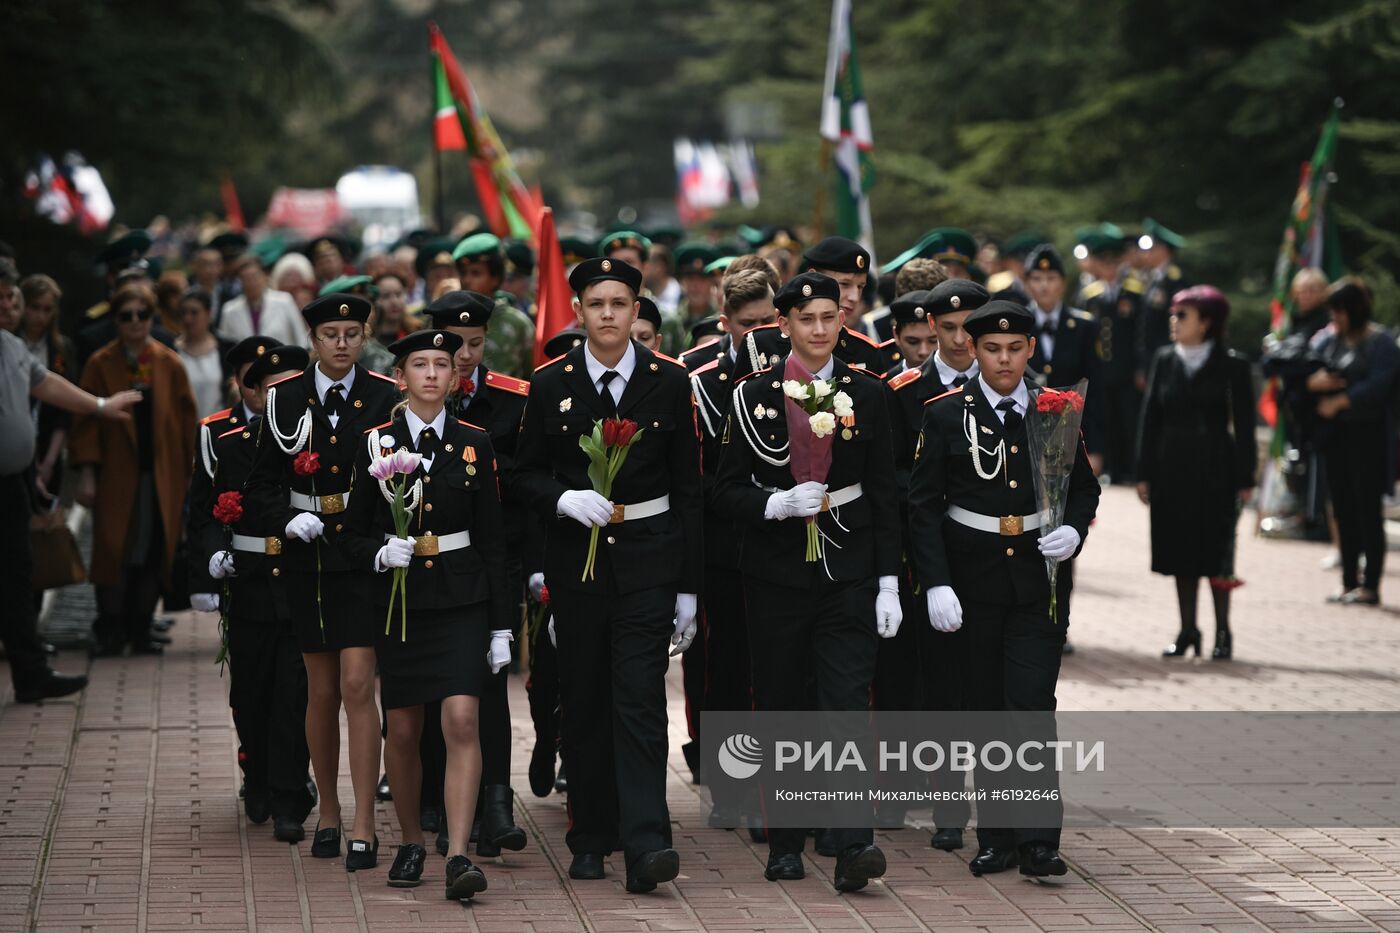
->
[368,454,397,482]
[389,449,424,475]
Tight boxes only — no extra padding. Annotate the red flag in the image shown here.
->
[221,175,246,232]
[534,207,576,367]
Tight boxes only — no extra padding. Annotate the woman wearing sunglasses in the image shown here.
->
[71,282,198,657]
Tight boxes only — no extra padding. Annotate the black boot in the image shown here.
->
[477,784,527,856]
[1212,629,1233,660]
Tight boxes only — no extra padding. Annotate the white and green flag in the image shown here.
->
[820,0,875,257]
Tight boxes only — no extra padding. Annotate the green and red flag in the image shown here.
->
[430,22,538,242]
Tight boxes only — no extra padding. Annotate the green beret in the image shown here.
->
[319,274,375,298]
[452,232,503,262]
[598,230,651,256]
[1139,217,1186,250]
[704,256,736,275]
[929,227,976,265]
[673,242,717,276]
[559,236,597,266]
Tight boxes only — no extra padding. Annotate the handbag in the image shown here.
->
[30,507,87,590]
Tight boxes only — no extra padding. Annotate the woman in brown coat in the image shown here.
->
[71,282,197,657]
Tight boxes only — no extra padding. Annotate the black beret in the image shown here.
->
[242,345,309,389]
[733,323,791,380]
[689,315,723,343]
[568,256,644,296]
[926,279,991,317]
[802,236,870,275]
[1024,243,1065,276]
[888,290,933,328]
[774,271,841,314]
[963,299,1036,340]
[636,296,662,330]
[544,327,587,359]
[302,292,372,327]
[225,336,280,372]
[387,328,463,359]
[504,240,535,276]
[423,290,495,328]
[206,231,248,257]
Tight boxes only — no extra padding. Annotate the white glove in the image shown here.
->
[528,572,546,600]
[1038,525,1082,562]
[669,593,698,656]
[763,481,827,520]
[375,536,416,571]
[208,550,236,580]
[488,630,513,674]
[547,616,556,647]
[556,489,613,528]
[285,512,324,542]
[927,586,963,633]
[190,593,220,613]
[875,576,902,639]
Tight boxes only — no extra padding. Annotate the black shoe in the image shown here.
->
[387,843,426,887]
[528,742,557,798]
[273,816,305,843]
[554,763,568,794]
[1018,842,1068,878]
[445,854,487,900]
[568,852,606,880]
[376,773,392,801]
[1212,629,1233,661]
[763,852,804,881]
[435,828,449,857]
[682,741,702,785]
[420,805,442,834]
[479,785,526,855]
[13,671,88,704]
[969,846,1019,876]
[245,793,270,825]
[626,848,680,893]
[310,823,341,858]
[931,827,964,851]
[1162,629,1202,658]
[346,835,379,871]
[814,828,840,858]
[833,843,886,893]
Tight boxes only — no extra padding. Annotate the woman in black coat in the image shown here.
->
[1136,285,1256,660]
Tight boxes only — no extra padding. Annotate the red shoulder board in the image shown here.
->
[217,425,248,440]
[365,370,397,384]
[200,407,233,425]
[484,371,530,396]
[879,338,896,350]
[843,327,880,348]
[848,365,882,378]
[266,372,300,389]
[888,368,921,391]
[691,358,721,376]
[652,350,686,368]
[534,354,568,372]
[455,419,487,432]
[924,387,962,406]
[733,368,769,387]
[367,420,394,433]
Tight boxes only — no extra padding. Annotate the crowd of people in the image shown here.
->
[0,216,1394,900]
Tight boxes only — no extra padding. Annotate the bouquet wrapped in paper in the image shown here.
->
[780,357,854,561]
[1022,379,1088,624]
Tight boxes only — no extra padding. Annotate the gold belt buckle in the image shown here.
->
[319,493,346,514]
[820,493,831,513]
[414,534,439,557]
[265,537,283,555]
[999,515,1023,536]
[608,503,626,524]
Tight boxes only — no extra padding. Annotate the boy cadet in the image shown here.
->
[713,272,901,891]
[451,233,536,379]
[907,299,1100,879]
[513,255,703,894]
[802,236,889,372]
[200,345,315,842]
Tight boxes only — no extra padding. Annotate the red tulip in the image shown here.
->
[616,419,639,446]
[602,418,620,447]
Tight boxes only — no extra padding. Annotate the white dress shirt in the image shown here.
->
[404,406,447,471]
[313,362,357,428]
[979,378,1030,424]
[932,353,978,389]
[583,340,637,405]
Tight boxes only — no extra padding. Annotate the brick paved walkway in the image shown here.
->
[5,487,1400,932]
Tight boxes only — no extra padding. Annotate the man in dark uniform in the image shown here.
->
[882,290,939,378]
[418,290,530,858]
[514,256,703,894]
[713,272,901,890]
[197,346,315,842]
[1135,218,1189,378]
[908,299,1100,879]
[803,236,889,372]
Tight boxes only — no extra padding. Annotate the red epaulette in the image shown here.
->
[534,353,568,372]
[455,419,487,432]
[266,372,301,389]
[691,358,722,377]
[200,407,233,426]
[843,327,880,348]
[924,387,962,406]
[888,368,922,391]
[367,420,394,433]
[652,350,686,368]
[484,371,530,396]
[217,424,248,440]
[879,337,897,351]
[733,368,769,387]
[848,365,882,378]
[365,369,398,384]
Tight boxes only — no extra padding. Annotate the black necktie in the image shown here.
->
[324,383,345,418]
[1041,318,1057,336]
[598,370,620,417]
[952,374,968,388]
[418,425,439,461]
[997,398,1022,435]
[248,413,262,430]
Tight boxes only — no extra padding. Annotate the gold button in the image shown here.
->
[1005,547,1014,557]
[425,503,433,511]
[564,364,574,372]
[1009,480,1018,489]
[424,559,434,569]
[272,567,281,577]
[719,373,728,381]
[1010,445,1019,454]
[424,476,432,484]
[336,523,343,532]
[1043,364,1053,375]
[241,431,250,439]
[330,435,338,444]
[331,465,340,474]
[354,399,363,408]
[606,536,616,545]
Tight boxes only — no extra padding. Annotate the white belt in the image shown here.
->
[290,489,350,514]
[231,533,283,555]
[948,504,1043,536]
[385,530,470,556]
[754,481,863,511]
[608,494,670,524]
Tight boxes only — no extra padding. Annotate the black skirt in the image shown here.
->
[376,602,490,709]
[288,569,376,653]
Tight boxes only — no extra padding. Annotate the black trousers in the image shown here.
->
[1324,423,1388,592]
[700,565,753,814]
[914,583,973,830]
[743,575,878,857]
[525,606,560,761]
[228,612,314,822]
[0,473,49,691]
[961,598,1065,850]
[1102,378,1142,483]
[552,583,675,865]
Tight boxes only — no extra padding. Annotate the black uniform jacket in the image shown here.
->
[691,351,740,570]
[1029,306,1105,454]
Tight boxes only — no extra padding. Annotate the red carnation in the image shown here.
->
[213,491,244,525]
[1036,390,1068,414]
[460,377,476,396]
[293,450,321,476]
[539,584,550,607]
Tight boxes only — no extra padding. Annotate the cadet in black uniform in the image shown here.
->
[418,291,530,858]
[513,256,703,894]
[1134,218,1190,375]
[803,237,889,372]
[341,328,511,899]
[1075,229,1146,483]
[199,346,314,842]
[714,272,901,891]
[251,293,400,869]
[883,279,990,851]
[908,300,1100,879]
